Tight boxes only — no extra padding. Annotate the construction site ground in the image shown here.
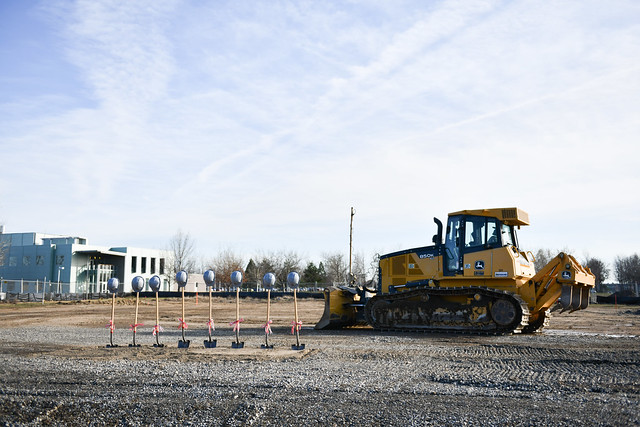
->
[0,296,638,425]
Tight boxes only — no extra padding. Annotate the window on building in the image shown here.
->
[131,256,137,273]
[56,255,64,265]
[9,256,17,267]
[151,258,156,274]
[23,256,31,266]
[141,257,147,274]
[159,258,165,275]
[36,255,44,265]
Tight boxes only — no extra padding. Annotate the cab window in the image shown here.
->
[465,216,500,249]
[487,219,498,246]
[501,224,514,246]
[465,216,486,248]
[445,215,462,272]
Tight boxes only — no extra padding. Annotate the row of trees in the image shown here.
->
[168,231,640,290]
[167,230,377,289]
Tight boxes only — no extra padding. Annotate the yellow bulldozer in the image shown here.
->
[315,207,595,334]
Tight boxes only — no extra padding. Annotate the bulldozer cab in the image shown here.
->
[443,213,519,276]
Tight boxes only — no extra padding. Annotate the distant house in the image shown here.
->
[0,229,169,294]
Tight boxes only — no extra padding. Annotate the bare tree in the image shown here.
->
[533,248,554,271]
[351,252,368,286]
[207,248,244,287]
[367,252,381,288]
[246,251,279,288]
[254,251,279,281]
[323,252,348,284]
[167,230,196,282]
[249,250,303,290]
[614,254,640,285]
[279,250,303,287]
[534,247,579,271]
[193,253,212,276]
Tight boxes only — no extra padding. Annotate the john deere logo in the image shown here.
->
[475,260,485,270]
[561,271,571,279]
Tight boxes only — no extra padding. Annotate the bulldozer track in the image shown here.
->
[364,287,530,335]
[521,309,551,334]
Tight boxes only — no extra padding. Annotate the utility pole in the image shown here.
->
[349,207,355,285]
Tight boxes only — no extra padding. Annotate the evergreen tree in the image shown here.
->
[302,261,327,284]
[245,259,259,287]
[583,256,609,287]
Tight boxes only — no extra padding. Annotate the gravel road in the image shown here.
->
[0,301,638,426]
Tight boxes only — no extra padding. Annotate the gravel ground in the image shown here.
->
[0,301,639,426]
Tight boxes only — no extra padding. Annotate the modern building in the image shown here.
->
[0,228,170,294]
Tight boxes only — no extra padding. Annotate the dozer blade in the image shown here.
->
[314,286,360,330]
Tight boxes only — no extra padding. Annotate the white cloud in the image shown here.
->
[0,0,639,270]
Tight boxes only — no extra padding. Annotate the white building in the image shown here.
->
[0,228,169,293]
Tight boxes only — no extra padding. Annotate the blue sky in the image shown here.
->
[1,0,639,274]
